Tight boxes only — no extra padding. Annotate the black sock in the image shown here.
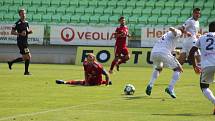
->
[10,57,23,64]
[25,59,30,73]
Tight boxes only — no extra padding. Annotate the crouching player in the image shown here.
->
[56,53,111,86]
[145,27,184,98]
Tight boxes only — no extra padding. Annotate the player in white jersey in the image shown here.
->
[145,27,183,98]
[188,21,215,115]
[178,8,201,65]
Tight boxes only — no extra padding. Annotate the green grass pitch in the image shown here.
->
[0,63,214,121]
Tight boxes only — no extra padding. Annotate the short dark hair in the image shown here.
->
[193,8,200,13]
[209,21,215,32]
[118,16,125,21]
[18,8,25,14]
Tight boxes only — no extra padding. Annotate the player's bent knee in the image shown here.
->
[114,56,119,60]
[173,67,182,72]
[200,83,209,91]
[125,55,130,60]
[23,55,30,61]
[179,59,185,65]
[22,56,27,61]
[28,55,31,60]
[113,58,118,62]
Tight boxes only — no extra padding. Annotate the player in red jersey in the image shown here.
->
[109,16,130,74]
[56,53,111,86]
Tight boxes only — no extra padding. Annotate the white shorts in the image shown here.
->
[181,37,201,57]
[200,66,215,84]
[150,52,181,69]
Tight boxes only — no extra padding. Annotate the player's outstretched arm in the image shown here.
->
[169,27,177,36]
[181,26,192,37]
[169,27,183,37]
[188,46,201,74]
[188,46,198,66]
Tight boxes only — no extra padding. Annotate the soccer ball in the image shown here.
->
[124,84,135,95]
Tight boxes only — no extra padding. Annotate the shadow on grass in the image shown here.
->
[122,95,170,101]
[151,113,211,117]
[123,95,146,100]
[154,84,196,87]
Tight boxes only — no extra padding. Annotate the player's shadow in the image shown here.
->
[122,95,170,100]
[155,84,196,87]
[122,94,171,100]
[122,95,146,100]
[151,113,211,117]
[144,97,171,101]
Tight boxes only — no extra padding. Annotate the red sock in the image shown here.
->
[66,80,84,85]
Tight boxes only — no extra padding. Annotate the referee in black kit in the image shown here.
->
[8,8,33,75]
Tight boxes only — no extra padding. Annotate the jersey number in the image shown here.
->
[206,38,214,50]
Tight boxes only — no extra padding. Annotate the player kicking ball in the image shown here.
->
[109,16,130,74]
[145,27,184,98]
[188,21,215,115]
[56,53,112,86]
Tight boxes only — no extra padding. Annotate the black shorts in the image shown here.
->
[18,44,30,55]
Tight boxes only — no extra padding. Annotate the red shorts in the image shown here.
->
[114,46,129,57]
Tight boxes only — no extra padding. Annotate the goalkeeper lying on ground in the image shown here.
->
[56,53,111,86]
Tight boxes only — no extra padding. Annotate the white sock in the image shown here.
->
[202,88,215,105]
[148,69,160,87]
[168,71,180,91]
